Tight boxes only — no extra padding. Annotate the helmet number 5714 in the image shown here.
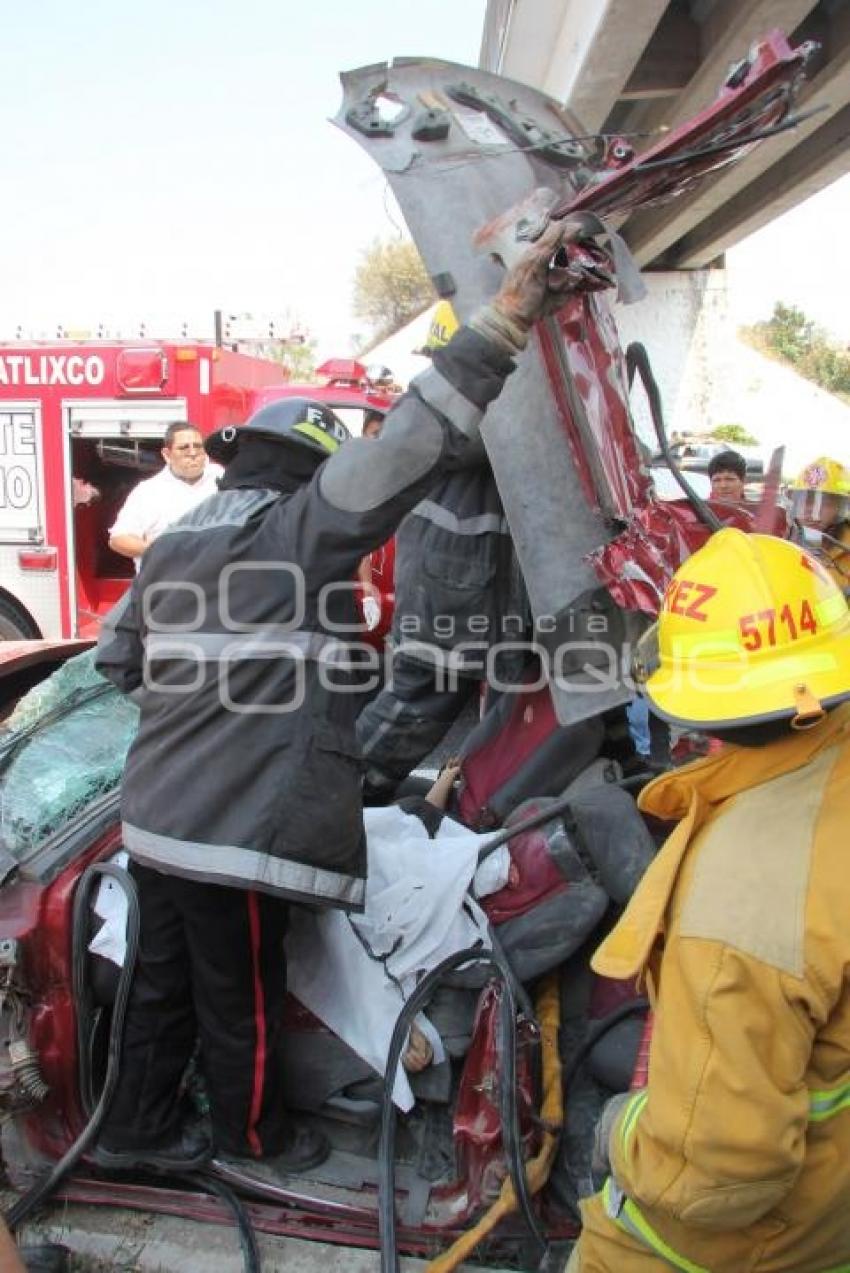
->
[739,602,817,651]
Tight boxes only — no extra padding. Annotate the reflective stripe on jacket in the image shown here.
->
[582,704,850,1272]
[390,463,520,673]
[95,329,516,907]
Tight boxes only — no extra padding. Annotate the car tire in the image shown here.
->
[0,595,40,641]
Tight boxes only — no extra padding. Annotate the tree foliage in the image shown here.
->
[742,302,850,399]
[710,423,758,445]
[272,336,317,382]
[353,238,434,344]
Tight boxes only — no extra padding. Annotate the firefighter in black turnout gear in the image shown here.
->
[356,302,525,798]
[94,221,580,1182]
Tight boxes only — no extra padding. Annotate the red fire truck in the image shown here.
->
[0,341,286,641]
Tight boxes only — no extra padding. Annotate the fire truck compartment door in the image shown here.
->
[0,402,45,544]
[67,399,189,439]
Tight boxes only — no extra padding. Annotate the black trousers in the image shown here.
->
[102,861,290,1158]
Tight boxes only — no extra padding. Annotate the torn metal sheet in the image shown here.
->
[334,60,641,724]
[334,38,812,724]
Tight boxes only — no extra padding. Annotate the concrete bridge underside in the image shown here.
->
[481,0,850,266]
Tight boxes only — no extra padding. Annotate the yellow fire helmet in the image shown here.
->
[422,300,459,354]
[789,457,850,529]
[634,527,850,730]
[791,456,850,493]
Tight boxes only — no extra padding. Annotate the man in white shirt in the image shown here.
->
[109,423,223,568]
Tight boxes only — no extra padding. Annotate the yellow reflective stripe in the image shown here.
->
[619,1089,649,1153]
[603,1178,709,1273]
[291,421,339,453]
[809,1079,850,1122]
[667,629,740,657]
[816,591,848,627]
[665,595,847,657]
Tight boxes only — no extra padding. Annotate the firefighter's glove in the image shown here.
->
[591,1090,632,1178]
[470,219,585,355]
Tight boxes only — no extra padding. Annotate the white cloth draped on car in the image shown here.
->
[286,804,509,1111]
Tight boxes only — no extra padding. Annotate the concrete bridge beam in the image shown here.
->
[624,0,850,264]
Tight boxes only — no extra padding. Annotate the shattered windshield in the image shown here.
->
[0,650,137,858]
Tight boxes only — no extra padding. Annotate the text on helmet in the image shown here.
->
[662,579,717,622]
[739,603,817,652]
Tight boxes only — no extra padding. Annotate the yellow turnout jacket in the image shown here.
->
[587,704,850,1272]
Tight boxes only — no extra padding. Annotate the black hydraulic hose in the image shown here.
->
[474,777,649,869]
[625,341,722,533]
[378,946,547,1273]
[496,960,548,1258]
[3,863,140,1231]
[7,863,261,1273]
[617,772,655,791]
[560,998,650,1095]
[487,923,535,1024]
[475,792,591,867]
[180,1172,261,1273]
[72,863,117,1120]
[474,776,658,871]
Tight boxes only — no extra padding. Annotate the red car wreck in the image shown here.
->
[0,32,817,1273]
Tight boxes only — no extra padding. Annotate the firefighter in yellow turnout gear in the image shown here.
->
[569,529,850,1273]
[790,456,850,594]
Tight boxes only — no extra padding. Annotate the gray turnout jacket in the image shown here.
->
[95,329,515,910]
[391,457,521,675]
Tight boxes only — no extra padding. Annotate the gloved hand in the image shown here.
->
[469,219,587,354]
[591,1090,633,1177]
[362,594,381,631]
[494,218,584,328]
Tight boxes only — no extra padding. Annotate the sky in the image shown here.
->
[727,172,850,342]
[2,0,848,358]
[0,0,486,352]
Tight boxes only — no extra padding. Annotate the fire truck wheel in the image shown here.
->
[0,596,40,642]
